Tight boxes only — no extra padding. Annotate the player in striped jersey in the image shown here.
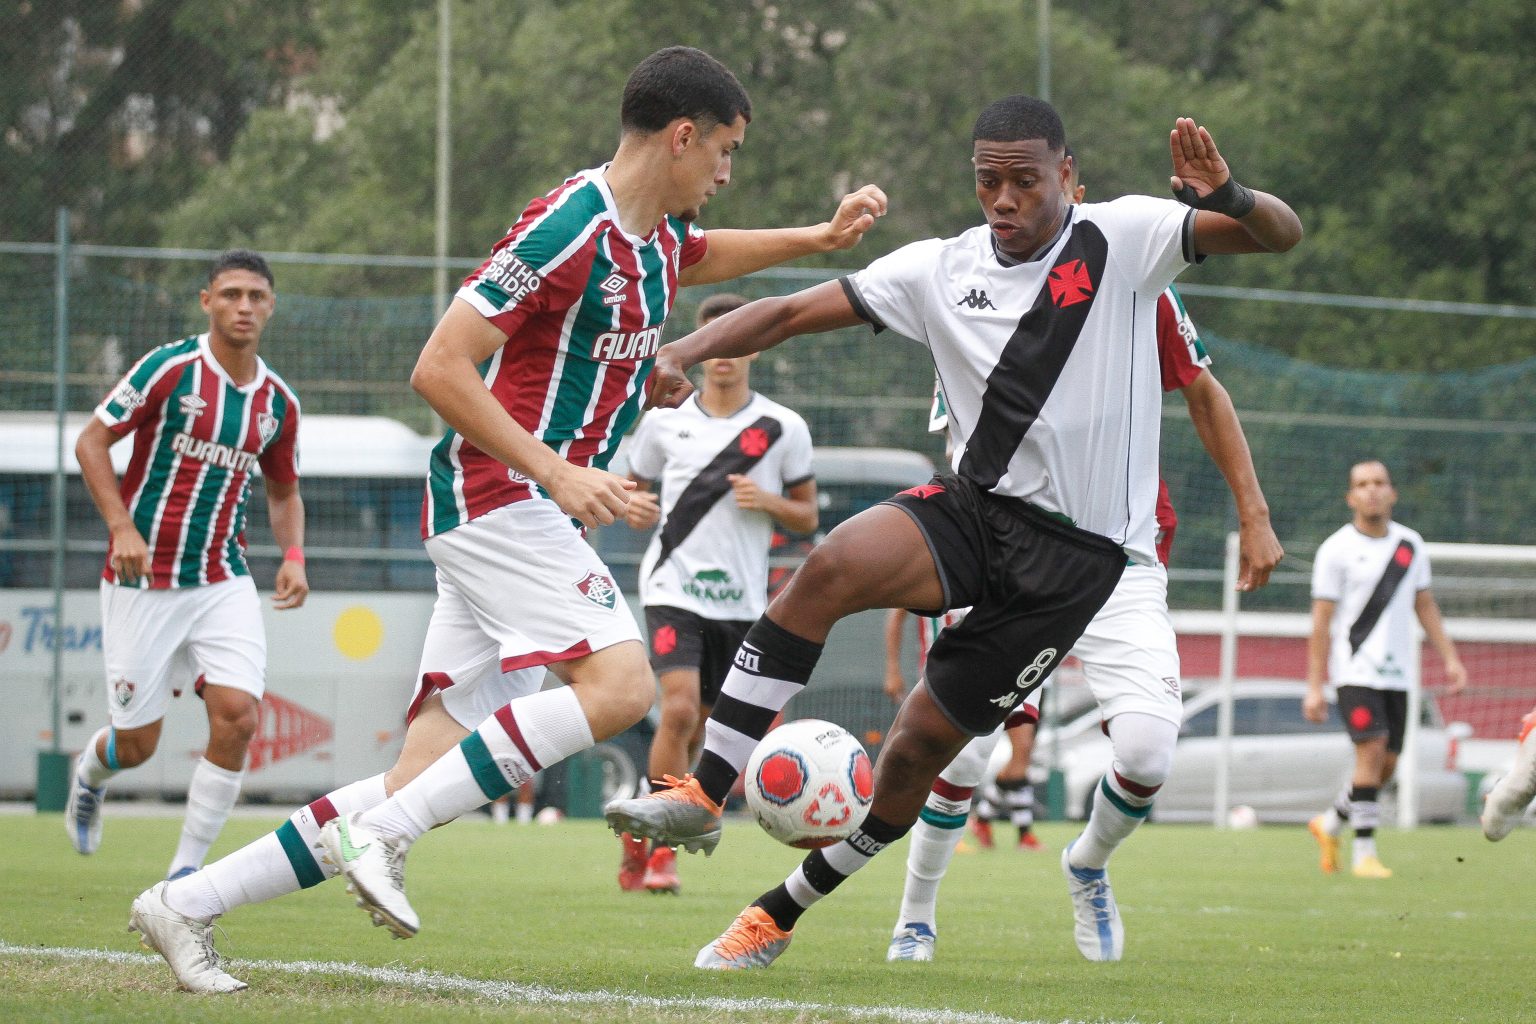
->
[607,95,1300,970]
[68,250,307,886]
[132,47,886,993]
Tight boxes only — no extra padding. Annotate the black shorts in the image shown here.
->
[1335,685,1409,753]
[643,605,753,706]
[883,473,1126,736]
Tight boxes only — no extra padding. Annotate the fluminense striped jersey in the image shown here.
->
[423,165,709,537]
[94,333,301,589]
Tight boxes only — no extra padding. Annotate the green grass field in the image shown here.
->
[2,811,1532,1023]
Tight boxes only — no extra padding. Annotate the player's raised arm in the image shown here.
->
[679,184,888,287]
[1168,117,1303,256]
[647,280,864,408]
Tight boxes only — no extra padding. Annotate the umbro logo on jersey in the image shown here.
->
[178,394,207,416]
[600,272,628,306]
[1048,259,1095,307]
[956,288,996,310]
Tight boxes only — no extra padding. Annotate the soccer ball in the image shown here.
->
[1226,804,1260,830]
[744,719,874,849]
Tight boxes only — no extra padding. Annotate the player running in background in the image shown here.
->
[131,46,886,994]
[606,95,1300,969]
[1304,460,1467,877]
[1483,707,1536,841]
[68,249,308,881]
[887,151,1282,963]
[616,291,817,894]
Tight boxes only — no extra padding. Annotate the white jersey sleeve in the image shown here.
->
[622,411,666,482]
[841,238,946,347]
[780,413,815,486]
[1095,195,1196,296]
[1311,532,1348,603]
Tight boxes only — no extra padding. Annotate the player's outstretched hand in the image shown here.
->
[1168,117,1233,203]
[623,490,660,531]
[823,184,888,251]
[1235,519,1284,592]
[272,558,309,610]
[547,462,635,529]
[645,344,695,410]
[1301,689,1329,724]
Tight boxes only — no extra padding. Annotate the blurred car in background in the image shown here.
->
[1020,679,1470,824]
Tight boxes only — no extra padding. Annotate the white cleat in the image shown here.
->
[1483,730,1536,842]
[318,812,419,938]
[1062,841,1124,962]
[64,768,105,855]
[128,881,247,994]
[886,922,936,962]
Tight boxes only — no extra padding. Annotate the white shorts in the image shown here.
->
[99,576,265,730]
[409,500,640,730]
[1064,561,1182,727]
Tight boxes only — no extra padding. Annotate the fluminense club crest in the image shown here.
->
[112,677,135,709]
[574,571,618,610]
[256,412,279,445]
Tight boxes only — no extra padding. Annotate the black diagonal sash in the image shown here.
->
[958,222,1110,490]
[1348,539,1416,654]
[650,415,784,575]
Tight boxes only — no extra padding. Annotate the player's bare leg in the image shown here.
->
[628,667,704,893]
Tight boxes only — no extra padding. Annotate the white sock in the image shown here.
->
[361,687,594,842]
[164,773,388,920]
[168,759,244,876]
[78,728,116,788]
[895,795,970,931]
[1353,835,1379,863]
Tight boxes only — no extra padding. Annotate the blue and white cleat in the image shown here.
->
[1062,840,1124,962]
[64,768,105,855]
[886,921,937,962]
[167,865,198,882]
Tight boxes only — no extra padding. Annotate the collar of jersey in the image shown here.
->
[198,333,268,394]
[990,205,1075,268]
[693,391,757,419]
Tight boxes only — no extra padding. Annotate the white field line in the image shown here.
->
[0,940,1140,1024]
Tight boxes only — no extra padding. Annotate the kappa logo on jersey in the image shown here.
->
[738,427,770,457]
[592,326,663,361]
[482,248,543,303]
[574,571,618,610]
[900,483,946,500]
[112,677,135,709]
[178,394,207,417]
[257,412,279,445]
[1048,259,1095,307]
[956,288,996,310]
[599,272,628,306]
[171,431,260,472]
[109,380,147,412]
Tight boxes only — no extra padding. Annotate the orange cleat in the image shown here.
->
[969,816,995,850]
[694,906,793,969]
[1352,855,1393,879]
[1017,830,1045,852]
[604,774,723,856]
[1307,816,1340,875]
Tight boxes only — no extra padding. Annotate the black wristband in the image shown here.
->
[1171,176,1256,219]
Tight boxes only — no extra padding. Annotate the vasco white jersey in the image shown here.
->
[624,392,814,620]
[1312,521,1432,692]
[842,196,1196,565]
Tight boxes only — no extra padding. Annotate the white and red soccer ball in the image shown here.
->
[744,719,874,849]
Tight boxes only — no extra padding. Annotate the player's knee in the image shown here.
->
[780,543,864,613]
[1108,714,1179,789]
[111,730,158,768]
[607,674,655,727]
[657,691,701,736]
[209,698,260,746]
